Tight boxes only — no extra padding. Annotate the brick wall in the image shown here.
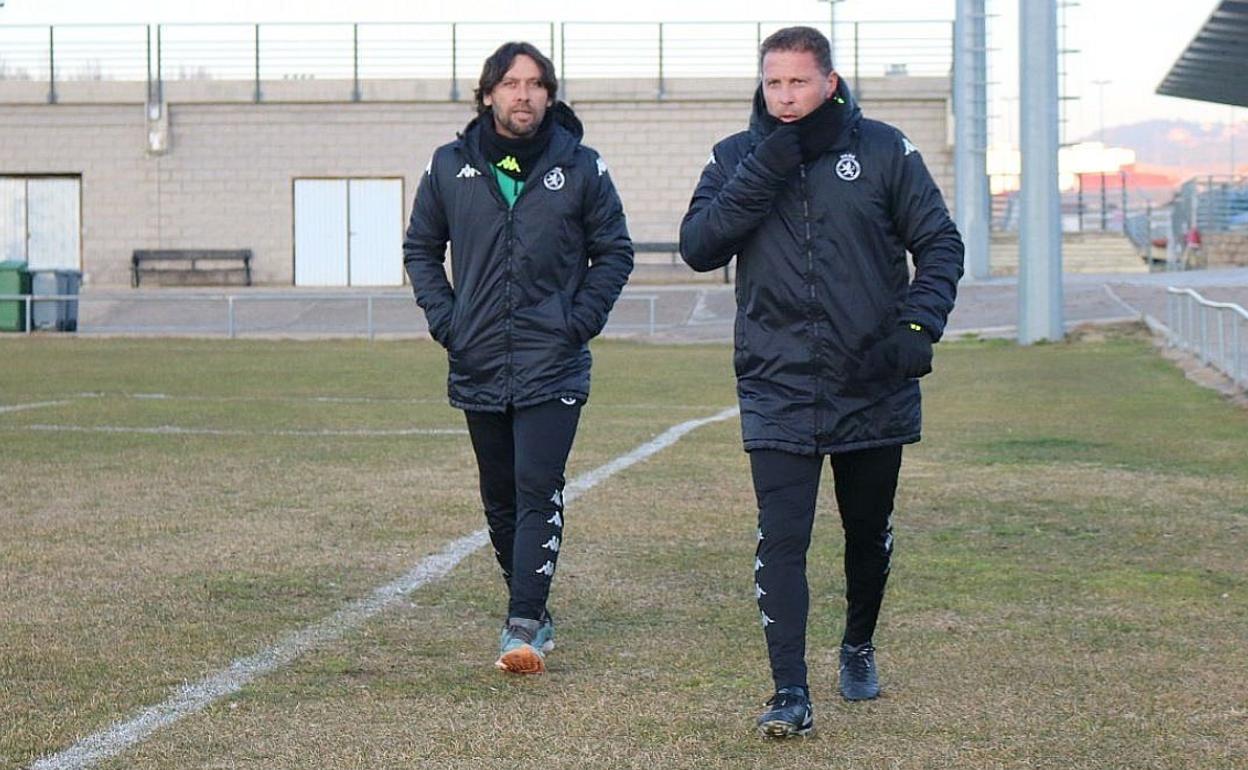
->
[0,77,952,286]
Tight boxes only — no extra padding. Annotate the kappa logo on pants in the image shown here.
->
[535,561,555,576]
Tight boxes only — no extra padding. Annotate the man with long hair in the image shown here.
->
[404,42,633,675]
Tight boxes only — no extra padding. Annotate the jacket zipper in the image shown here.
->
[799,164,819,444]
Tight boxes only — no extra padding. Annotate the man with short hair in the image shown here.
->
[680,26,962,737]
[404,41,633,675]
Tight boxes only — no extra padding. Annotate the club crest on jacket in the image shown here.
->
[543,167,565,191]
[835,153,861,182]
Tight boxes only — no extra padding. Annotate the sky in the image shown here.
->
[1,0,1239,148]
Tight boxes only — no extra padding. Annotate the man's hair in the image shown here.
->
[474,42,559,113]
[759,26,833,76]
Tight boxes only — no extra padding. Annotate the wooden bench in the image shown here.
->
[131,249,253,288]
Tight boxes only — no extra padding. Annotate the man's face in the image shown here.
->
[484,54,552,139]
[761,49,838,123]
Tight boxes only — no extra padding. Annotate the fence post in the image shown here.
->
[1120,171,1128,234]
[156,25,163,104]
[648,296,656,336]
[1100,172,1108,231]
[253,24,262,103]
[352,23,361,102]
[559,22,566,100]
[25,297,32,335]
[367,295,375,341]
[450,23,459,101]
[1077,174,1084,231]
[1234,313,1243,386]
[657,23,665,99]
[756,23,762,78]
[48,26,58,104]
[853,22,860,97]
[227,296,236,339]
[1199,302,1208,363]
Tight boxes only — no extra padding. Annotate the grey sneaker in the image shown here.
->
[533,610,555,654]
[495,617,546,674]
[839,641,881,701]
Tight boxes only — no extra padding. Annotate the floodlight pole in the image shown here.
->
[955,0,990,280]
[818,0,846,64]
[1019,0,1064,344]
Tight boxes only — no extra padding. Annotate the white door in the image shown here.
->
[0,178,25,263]
[347,179,403,286]
[294,179,349,286]
[27,178,81,270]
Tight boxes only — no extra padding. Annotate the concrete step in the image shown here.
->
[988,233,1148,276]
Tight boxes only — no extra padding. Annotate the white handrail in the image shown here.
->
[1165,287,1246,388]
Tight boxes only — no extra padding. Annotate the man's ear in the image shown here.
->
[483,93,494,108]
[826,70,839,100]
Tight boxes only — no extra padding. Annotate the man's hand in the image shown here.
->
[751,125,802,177]
[859,323,934,381]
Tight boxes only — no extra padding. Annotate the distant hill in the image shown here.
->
[1084,120,1243,179]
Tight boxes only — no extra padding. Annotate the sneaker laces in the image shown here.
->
[843,644,875,676]
[764,687,807,708]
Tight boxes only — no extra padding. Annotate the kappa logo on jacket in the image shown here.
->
[835,153,861,181]
[456,164,481,179]
[902,136,919,156]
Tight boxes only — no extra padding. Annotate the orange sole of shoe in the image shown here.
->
[494,644,546,675]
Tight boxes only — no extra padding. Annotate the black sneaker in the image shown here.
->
[839,641,881,701]
[756,686,814,738]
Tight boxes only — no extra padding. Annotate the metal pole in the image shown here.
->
[649,296,656,336]
[450,23,459,101]
[1077,174,1084,231]
[25,296,31,334]
[352,23,361,102]
[48,26,57,104]
[146,25,153,104]
[253,24,261,103]
[560,22,566,101]
[228,296,236,339]
[756,23,762,78]
[657,23,665,99]
[1100,172,1107,230]
[1018,0,1063,344]
[853,22,860,96]
[955,0,990,280]
[156,25,163,104]
[367,295,374,341]
[1199,303,1208,363]
[1120,170,1128,233]
[1234,313,1242,385]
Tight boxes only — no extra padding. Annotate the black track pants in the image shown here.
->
[750,444,902,689]
[464,397,582,621]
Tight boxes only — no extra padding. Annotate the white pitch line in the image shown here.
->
[21,425,467,437]
[70,392,714,411]
[29,404,740,770]
[0,400,71,414]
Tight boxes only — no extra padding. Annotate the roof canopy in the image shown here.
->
[1157,0,1248,108]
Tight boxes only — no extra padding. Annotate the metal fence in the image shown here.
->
[0,291,661,338]
[1165,287,1247,390]
[0,20,953,103]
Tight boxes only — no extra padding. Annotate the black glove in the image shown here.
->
[859,323,934,381]
[751,125,802,177]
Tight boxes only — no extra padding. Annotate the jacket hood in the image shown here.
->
[459,101,584,164]
[748,76,862,148]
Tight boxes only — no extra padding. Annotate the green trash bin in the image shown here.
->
[0,260,31,332]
